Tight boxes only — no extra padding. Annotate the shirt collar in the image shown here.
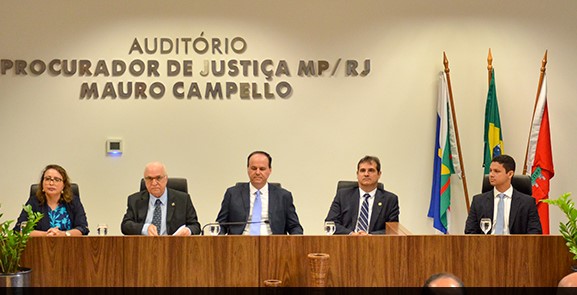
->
[149,188,168,205]
[493,185,513,199]
[250,183,269,196]
[359,188,377,198]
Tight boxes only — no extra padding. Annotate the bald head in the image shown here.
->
[427,277,462,287]
[424,273,464,287]
[144,162,167,175]
[143,162,168,197]
[559,272,577,287]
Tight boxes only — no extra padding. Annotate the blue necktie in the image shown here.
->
[250,190,262,235]
[356,194,370,233]
[152,199,162,235]
[494,193,505,235]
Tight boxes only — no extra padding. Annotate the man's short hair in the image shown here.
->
[423,272,464,287]
[247,151,272,168]
[491,154,516,173]
[357,156,381,172]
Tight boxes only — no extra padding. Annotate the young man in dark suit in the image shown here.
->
[325,155,400,235]
[464,155,542,234]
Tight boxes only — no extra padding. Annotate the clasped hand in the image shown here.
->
[148,224,191,236]
[46,227,66,236]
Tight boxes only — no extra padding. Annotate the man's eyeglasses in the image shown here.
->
[144,175,166,183]
[44,176,63,183]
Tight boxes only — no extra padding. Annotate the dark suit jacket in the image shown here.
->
[325,186,400,235]
[464,189,542,234]
[121,188,201,235]
[215,183,303,235]
[14,195,89,235]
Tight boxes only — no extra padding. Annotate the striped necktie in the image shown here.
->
[356,194,370,233]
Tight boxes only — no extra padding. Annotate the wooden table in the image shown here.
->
[21,234,572,287]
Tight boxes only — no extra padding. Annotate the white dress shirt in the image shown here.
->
[243,183,272,235]
[492,185,513,235]
[356,188,376,233]
[142,189,168,235]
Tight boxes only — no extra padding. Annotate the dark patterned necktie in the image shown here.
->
[152,199,162,235]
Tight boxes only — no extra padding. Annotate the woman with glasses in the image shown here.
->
[14,164,89,236]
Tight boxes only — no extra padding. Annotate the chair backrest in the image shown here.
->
[140,177,188,193]
[481,174,532,195]
[235,182,282,188]
[336,180,384,193]
[30,183,80,198]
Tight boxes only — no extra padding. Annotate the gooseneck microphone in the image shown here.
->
[201,220,269,235]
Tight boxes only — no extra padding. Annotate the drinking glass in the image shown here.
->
[96,224,108,236]
[324,221,336,235]
[209,224,221,236]
[480,218,492,234]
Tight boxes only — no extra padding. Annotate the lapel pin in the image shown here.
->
[171,202,175,207]
[378,202,382,207]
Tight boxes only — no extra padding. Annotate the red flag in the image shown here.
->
[525,73,554,234]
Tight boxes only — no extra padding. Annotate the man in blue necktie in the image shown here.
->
[216,151,304,235]
[325,156,400,235]
[465,155,542,234]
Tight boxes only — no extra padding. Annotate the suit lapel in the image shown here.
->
[137,192,149,221]
[509,190,520,229]
[484,191,494,220]
[166,189,175,227]
[268,183,277,227]
[369,190,385,231]
[242,183,251,220]
[351,189,360,228]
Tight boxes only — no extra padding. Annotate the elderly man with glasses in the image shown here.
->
[121,161,200,236]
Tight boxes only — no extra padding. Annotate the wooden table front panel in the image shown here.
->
[21,237,124,287]
[260,235,409,287]
[260,235,572,287]
[122,236,259,287]
[20,235,572,287]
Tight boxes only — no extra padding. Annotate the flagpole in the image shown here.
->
[443,52,471,213]
[523,50,548,174]
[487,49,493,86]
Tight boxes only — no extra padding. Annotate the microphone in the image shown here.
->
[201,220,269,235]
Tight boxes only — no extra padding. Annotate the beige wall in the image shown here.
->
[1,0,575,235]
